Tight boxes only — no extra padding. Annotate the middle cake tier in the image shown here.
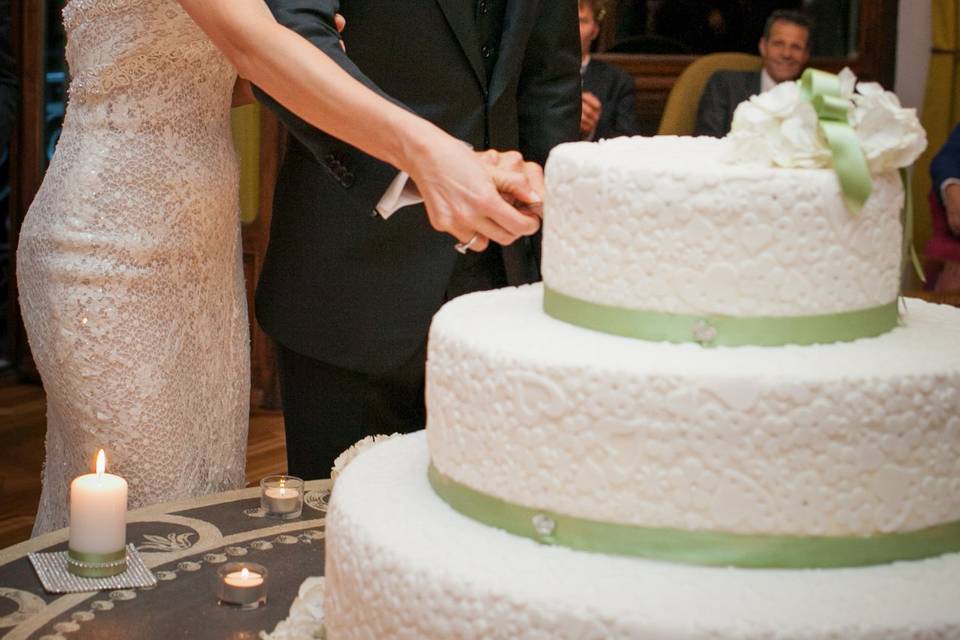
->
[426,285,960,539]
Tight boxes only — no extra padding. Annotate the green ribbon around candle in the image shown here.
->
[800,68,873,214]
[429,464,960,568]
[67,547,128,578]
[543,286,897,347]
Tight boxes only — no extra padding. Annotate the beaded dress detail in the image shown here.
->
[18,0,249,535]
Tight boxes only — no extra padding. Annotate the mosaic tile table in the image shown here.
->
[0,480,330,639]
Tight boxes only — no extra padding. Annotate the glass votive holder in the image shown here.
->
[217,562,267,609]
[260,475,304,519]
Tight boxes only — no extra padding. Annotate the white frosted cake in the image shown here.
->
[272,77,960,640]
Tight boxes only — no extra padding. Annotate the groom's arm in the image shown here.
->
[253,0,405,204]
[516,0,581,166]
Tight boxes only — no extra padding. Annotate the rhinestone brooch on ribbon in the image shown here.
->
[692,320,718,345]
[532,514,557,538]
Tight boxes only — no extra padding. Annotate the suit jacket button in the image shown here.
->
[342,172,355,188]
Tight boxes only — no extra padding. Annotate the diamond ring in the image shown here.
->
[454,232,479,254]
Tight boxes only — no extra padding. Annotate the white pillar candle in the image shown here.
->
[69,450,127,555]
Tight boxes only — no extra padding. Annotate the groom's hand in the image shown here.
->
[476,150,545,219]
[404,130,541,253]
[334,13,346,51]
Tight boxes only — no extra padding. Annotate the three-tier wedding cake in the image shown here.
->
[269,72,960,640]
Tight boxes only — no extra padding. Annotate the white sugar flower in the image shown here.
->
[850,79,927,172]
[728,82,831,168]
[330,433,401,482]
[727,67,925,173]
[260,577,327,640]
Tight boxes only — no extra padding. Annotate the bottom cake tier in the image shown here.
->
[323,432,960,640]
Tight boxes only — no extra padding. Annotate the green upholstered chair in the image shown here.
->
[657,52,762,136]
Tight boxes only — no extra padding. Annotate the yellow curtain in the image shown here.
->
[231,104,262,225]
[912,0,960,282]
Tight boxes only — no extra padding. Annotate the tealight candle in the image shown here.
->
[217,563,268,609]
[260,475,303,519]
[68,449,128,577]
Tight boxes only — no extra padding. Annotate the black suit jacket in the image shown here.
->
[255,0,580,374]
[582,58,640,140]
[693,70,760,138]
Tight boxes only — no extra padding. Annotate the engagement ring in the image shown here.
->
[454,233,479,254]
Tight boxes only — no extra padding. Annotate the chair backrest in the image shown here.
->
[658,52,763,136]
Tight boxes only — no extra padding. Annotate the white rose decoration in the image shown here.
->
[728,82,831,168]
[850,81,927,172]
[727,67,925,173]
[330,433,401,482]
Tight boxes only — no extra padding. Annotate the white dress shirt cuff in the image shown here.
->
[375,172,423,219]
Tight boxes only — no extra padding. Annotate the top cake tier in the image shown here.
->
[542,136,903,320]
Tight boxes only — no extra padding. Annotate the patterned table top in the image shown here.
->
[0,480,331,639]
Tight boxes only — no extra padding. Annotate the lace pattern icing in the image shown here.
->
[19,0,249,535]
[426,286,960,537]
[542,138,904,317]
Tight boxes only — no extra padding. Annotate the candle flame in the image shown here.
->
[96,449,106,478]
[240,567,250,579]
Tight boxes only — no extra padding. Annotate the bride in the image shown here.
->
[19,0,542,535]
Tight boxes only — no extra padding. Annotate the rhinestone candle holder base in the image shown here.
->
[260,475,304,520]
[67,547,127,578]
[217,562,268,610]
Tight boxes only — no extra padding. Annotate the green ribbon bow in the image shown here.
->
[800,68,873,214]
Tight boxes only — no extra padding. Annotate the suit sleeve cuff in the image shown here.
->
[940,177,960,203]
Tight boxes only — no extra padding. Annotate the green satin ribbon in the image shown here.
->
[67,547,128,578]
[429,464,960,568]
[800,68,873,214]
[543,287,897,347]
[900,168,926,284]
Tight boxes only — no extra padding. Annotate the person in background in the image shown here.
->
[579,0,640,140]
[928,123,960,291]
[694,9,811,137]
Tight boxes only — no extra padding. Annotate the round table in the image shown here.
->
[0,480,330,639]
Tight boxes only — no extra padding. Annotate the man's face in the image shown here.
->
[578,4,599,59]
[758,20,810,83]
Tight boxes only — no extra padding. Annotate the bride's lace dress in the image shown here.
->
[18,0,250,535]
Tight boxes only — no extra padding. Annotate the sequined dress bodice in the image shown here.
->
[19,0,250,535]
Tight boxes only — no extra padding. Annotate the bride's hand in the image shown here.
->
[404,130,541,253]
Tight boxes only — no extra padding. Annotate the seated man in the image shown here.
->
[579,0,641,140]
[693,9,811,138]
[928,123,960,291]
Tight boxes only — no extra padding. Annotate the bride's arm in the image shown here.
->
[178,0,538,250]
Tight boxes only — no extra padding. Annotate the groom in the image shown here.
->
[255,0,581,479]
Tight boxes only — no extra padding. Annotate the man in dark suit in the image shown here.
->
[693,9,811,138]
[255,0,581,478]
[579,0,640,140]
